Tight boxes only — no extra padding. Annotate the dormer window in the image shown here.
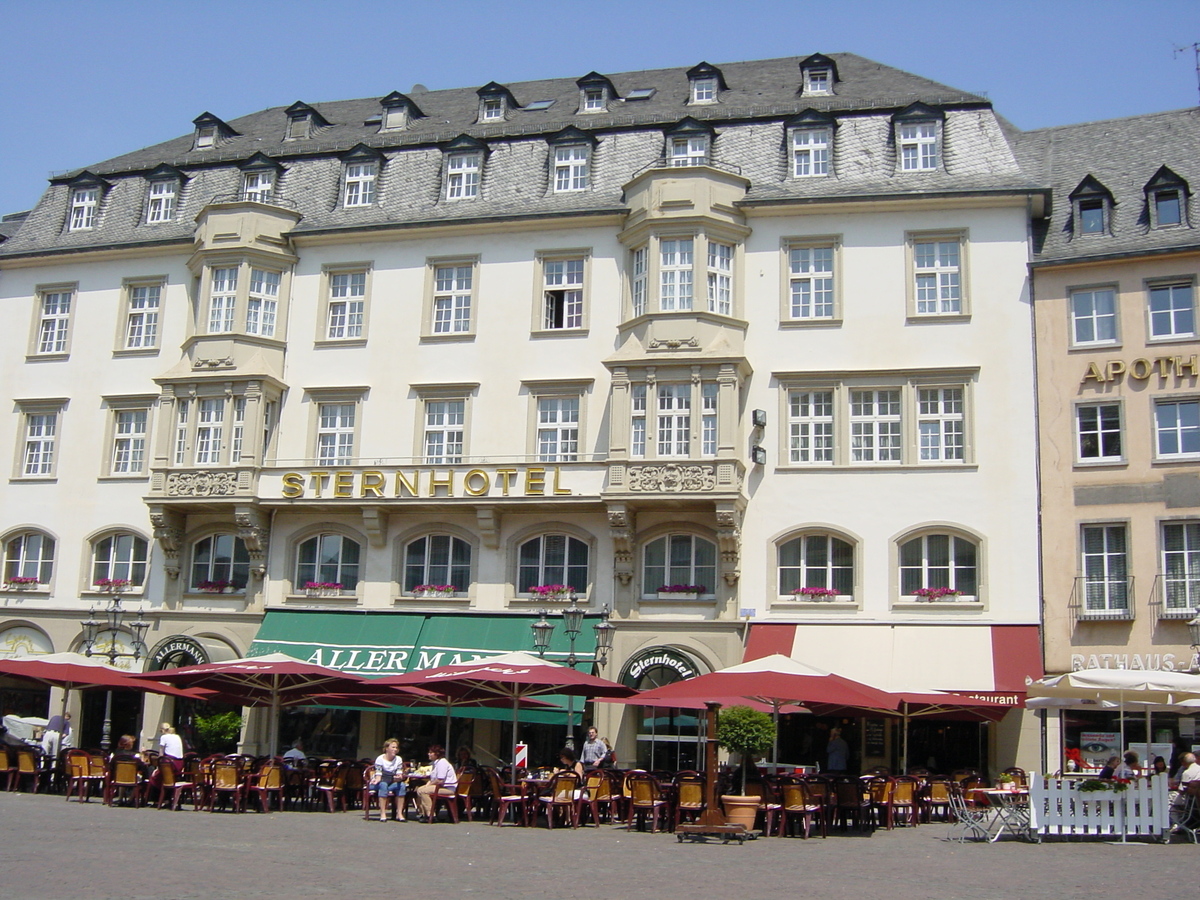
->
[476,82,516,124]
[1069,175,1115,238]
[482,97,503,120]
[692,77,716,103]
[287,115,308,140]
[583,88,605,111]
[548,128,595,193]
[378,91,424,133]
[576,72,618,113]
[686,62,726,105]
[283,102,329,141]
[146,180,178,223]
[344,163,377,207]
[1144,166,1190,229]
[242,171,274,203]
[665,119,714,168]
[1079,199,1106,234]
[195,125,217,149]
[191,112,236,151]
[69,186,99,231]
[447,152,481,200]
[382,105,407,130]
[899,122,939,171]
[804,68,831,94]
[1156,190,1182,227]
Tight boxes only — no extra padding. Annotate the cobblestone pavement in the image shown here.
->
[1,791,1195,900]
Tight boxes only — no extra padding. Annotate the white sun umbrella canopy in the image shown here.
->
[1029,669,1200,705]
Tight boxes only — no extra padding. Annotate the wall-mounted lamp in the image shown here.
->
[752,409,767,429]
[750,445,767,466]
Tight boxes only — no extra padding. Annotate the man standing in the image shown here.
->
[826,727,850,774]
[580,726,607,768]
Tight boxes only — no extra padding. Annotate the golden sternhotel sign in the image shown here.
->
[281,466,573,499]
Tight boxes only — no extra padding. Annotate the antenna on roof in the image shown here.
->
[1173,42,1200,107]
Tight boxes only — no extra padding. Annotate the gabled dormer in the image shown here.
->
[442,135,488,200]
[665,118,715,167]
[340,144,384,208]
[238,153,283,204]
[576,72,619,113]
[686,62,726,104]
[785,109,838,178]
[377,91,425,132]
[1068,175,1115,236]
[548,127,597,193]
[144,164,187,224]
[798,53,839,95]
[63,171,111,232]
[1143,165,1190,229]
[284,102,331,141]
[892,102,945,172]
[192,112,237,151]
[476,82,518,123]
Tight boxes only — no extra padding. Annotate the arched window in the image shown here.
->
[899,533,977,599]
[778,534,853,596]
[3,532,55,584]
[297,533,361,590]
[92,533,149,587]
[404,534,471,592]
[642,534,716,596]
[191,534,250,591]
[518,534,589,593]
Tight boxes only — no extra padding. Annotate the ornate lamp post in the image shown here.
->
[80,594,150,750]
[531,596,616,751]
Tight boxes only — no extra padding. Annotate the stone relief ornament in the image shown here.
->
[166,471,239,497]
[627,465,717,492]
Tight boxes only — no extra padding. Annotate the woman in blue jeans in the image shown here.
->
[371,738,407,822]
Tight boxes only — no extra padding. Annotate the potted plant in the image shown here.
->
[715,704,777,832]
[996,771,1015,789]
[657,584,705,600]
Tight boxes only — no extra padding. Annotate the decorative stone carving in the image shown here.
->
[627,465,716,493]
[149,507,185,572]
[606,503,635,586]
[648,337,699,350]
[166,471,239,497]
[716,502,742,586]
[193,357,235,369]
[476,507,500,550]
[234,508,269,560]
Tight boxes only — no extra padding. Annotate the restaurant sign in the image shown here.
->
[279,466,574,500]
[620,647,701,689]
[1071,653,1181,672]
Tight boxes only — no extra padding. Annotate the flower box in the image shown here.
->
[93,578,132,594]
[791,587,839,601]
[912,587,962,602]
[5,577,40,590]
[529,584,574,601]
[304,582,343,598]
[197,580,239,594]
[656,585,705,600]
[412,584,457,599]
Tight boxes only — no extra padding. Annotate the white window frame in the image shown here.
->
[1080,524,1129,615]
[242,171,274,203]
[3,531,55,586]
[230,396,247,463]
[1154,397,1200,460]
[785,241,836,321]
[539,256,586,331]
[19,408,60,478]
[208,266,238,333]
[404,533,472,594]
[423,399,466,464]
[109,407,149,475]
[706,242,732,315]
[788,390,834,464]
[917,387,964,462]
[194,397,225,466]
[1148,282,1195,340]
[656,383,692,458]
[690,77,717,104]
[669,136,708,167]
[851,389,902,463]
[191,533,251,592]
[481,96,504,121]
[899,532,979,601]
[68,186,99,231]
[316,402,357,466]
[659,238,694,311]
[518,533,590,595]
[146,179,178,223]
[792,127,831,177]
[631,384,647,457]
[804,68,832,94]
[908,232,967,318]
[194,125,217,150]
[122,281,162,350]
[430,262,475,335]
[343,162,378,207]
[778,533,854,598]
[34,287,74,355]
[245,268,280,337]
[553,144,590,192]
[1070,287,1118,346]
[582,87,606,112]
[898,121,940,171]
[91,532,149,590]
[641,533,717,599]
[324,268,368,341]
[1076,402,1123,464]
[1161,521,1200,614]
[631,246,648,318]
[445,152,481,200]
[535,395,580,462]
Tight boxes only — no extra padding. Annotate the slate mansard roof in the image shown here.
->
[1017,107,1200,265]
[0,53,1041,259]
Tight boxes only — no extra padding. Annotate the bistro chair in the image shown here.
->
[106,758,145,808]
[779,780,826,839]
[862,776,894,829]
[922,778,954,823]
[536,771,581,829]
[626,772,669,833]
[582,769,617,826]
[247,760,285,813]
[1170,781,1200,843]
[0,747,17,791]
[889,776,920,827]
[430,770,473,824]
[745,781,782,835]
[1002,767,1028,787]
[947,783,991,842]
[64,749,102,802]
[313,761,349,813]
[672,772,706,830]
[485,767,529,826]
[342,761,365,812]
[151,756,199,811]
[208,759,246,813]
[13,748,47,793]
[831,777,873,832]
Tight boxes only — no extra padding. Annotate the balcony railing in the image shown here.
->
[1149,574,1199,620]
[1070,575,1136,622]
[631,156,743,178]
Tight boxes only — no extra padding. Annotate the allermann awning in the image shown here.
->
[248,609,600,724]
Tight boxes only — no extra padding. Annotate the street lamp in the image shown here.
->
[80,594,150,750]
[530,594,617,751]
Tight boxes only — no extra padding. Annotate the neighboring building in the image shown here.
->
[0,53,1043,770]
[1023,108,1200,768]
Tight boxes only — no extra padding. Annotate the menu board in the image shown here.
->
[864,719,886,757]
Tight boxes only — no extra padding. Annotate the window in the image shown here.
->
[404,534,471,593]
[1071,288,1117,345]
[917,388,964,462]
[701,383,718,457]
[631,384,647,457]
[792,128,831,176]
[899,122,939,171]
[230,397,247,463]
[245,268,280,337]
[660,239,694,310]
[191,534,249,591]
[788,390,834,463]
[424,400,464,463]
[35,289,73,354]
[913,239,962,315]
[553,145,589,192]
[21,411,58,476]
[669,136,707,167]
[1155,190,1182,227]
[691,77,716,103]
[1076,403,1122,462]
[851,390,901,462]
[174,400,189,465]
[804,68,832,94]
[900,533,977,599]
[583,88,605,111]
[194,398,224,465]
[327,271,366,340]
[382,105,407,131]
[146,180,177,223]
[482,97,504,120]
[110,408,148,474]
[706,242,732,315]
[432,264,473,334]
[787,244,835,320]
[208,267,238,333]
[519,534,589,593]
[778,534,853,596]
[296,533,360,590]
[92,533,148,588]
[1080,525,1128,615]
[542,258,584,330]
[1155,399,1200,458]
[643,534,715,596]
[631,246,648,317]
[316,403,356,465]
[446,152,481,200]
[656,384,692,457]
[3,532,54,585]
[286,115,309,141]
[1162,522,1200,614]
[68,187,99,231]
[343,163,377,208]
[627,378,722,461]
[1078,199,1106,234]
[1148,283,1195,339]
[537,397,579,462]
[195,125,217,149]
[242,171,274,203]
[123,283,161,349]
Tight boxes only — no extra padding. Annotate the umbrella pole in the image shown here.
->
[268,676,281,758]
[900,704,910,775]
[772,700,781,772]
[511,698,519,770]
[444,704,452,750]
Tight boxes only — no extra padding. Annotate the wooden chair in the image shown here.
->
[342,761,364,812]
[485,767,528,826]
[208,759,246,813]
[863,776,894,829]
[247,760,284,813]
[581,769,617,826]
[779,780,826,838]
[106,758,145,807]
[831,777,872,832]
[922,778,954,822]
[744,781,781,836]
[626,772,669,833]
[536,771,581,829]
[889,776,920,826]
[673,772,705,829]
[64,750,102,801]
[12,748,47,793]
[801,776,834,831]
[313,761,349,813]
[430,770,473,824]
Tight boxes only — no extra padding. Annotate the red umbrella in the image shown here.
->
[373,650,635,765]
[0,652,208,697]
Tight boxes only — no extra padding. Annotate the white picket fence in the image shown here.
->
[1029,774,1169,840]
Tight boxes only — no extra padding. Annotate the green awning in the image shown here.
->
[248,609,599,725]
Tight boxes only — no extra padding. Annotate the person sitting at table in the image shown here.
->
[455,745,477,771]
[553,747,585,799]
[415,744,457,822]
[1112,751,1139,780]
[370,738,407,822]
[1096,755,1120,779]
[158,722,184,759]
[282,739,307,768]
[1152,756,1168,777]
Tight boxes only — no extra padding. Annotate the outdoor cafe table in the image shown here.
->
[969,788,1032,842]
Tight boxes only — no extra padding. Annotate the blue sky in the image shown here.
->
[1,0,1197,215]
